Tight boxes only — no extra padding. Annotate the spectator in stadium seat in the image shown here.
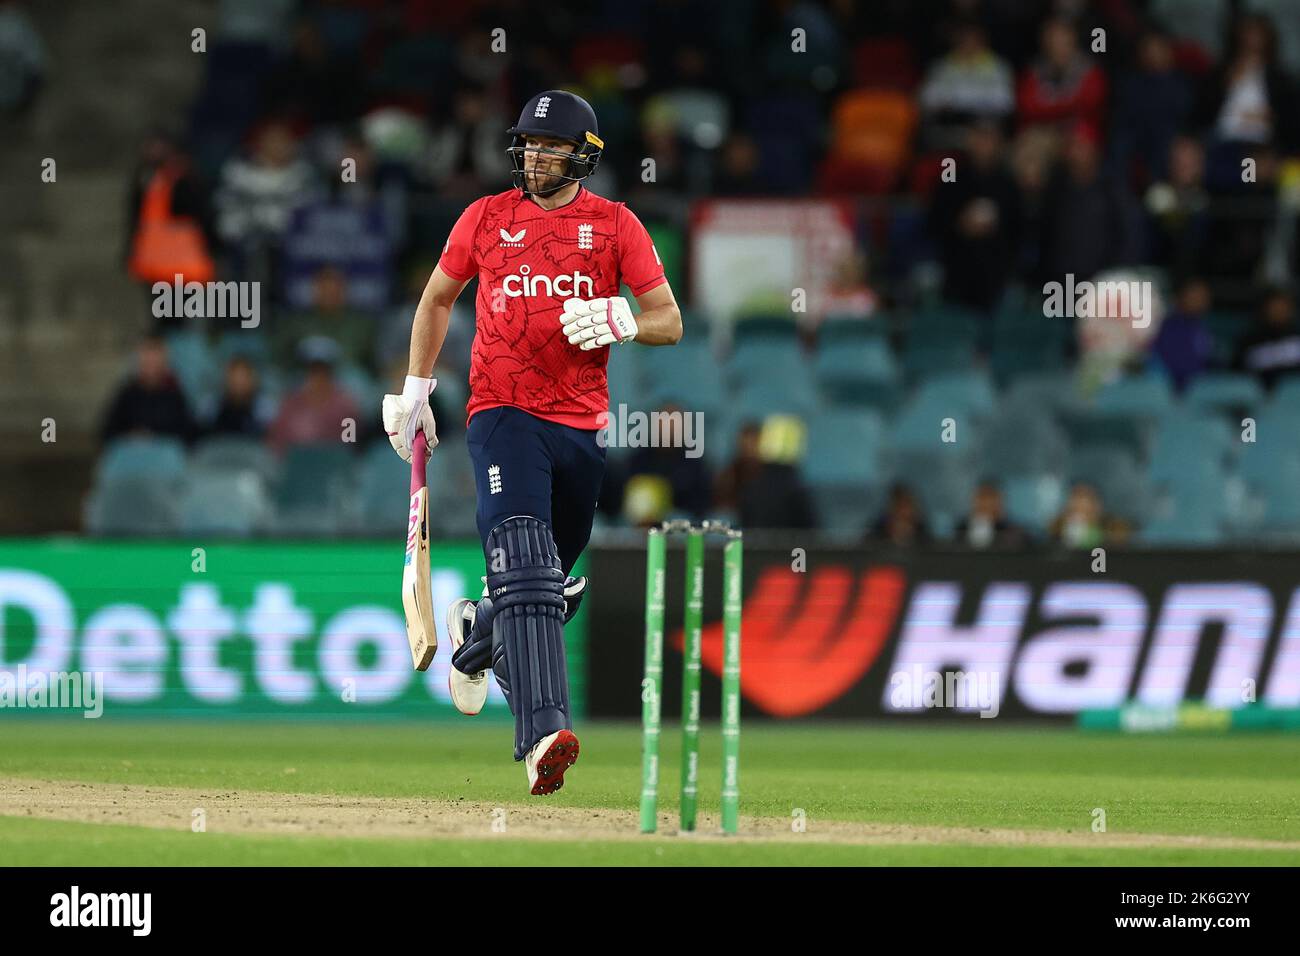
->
[1235,287,1300,390]
[1198,12,1298,189]
[1109,28,1195,185]
[918,19,1014,151]
[124,130,217,323]
[266,336,360,455]
[263,18,364,126]
[736,416,817,531]
[1017,18,1107,143]
[1049,481,1130,548]
[215,120,320,286]
[1038,123,1140,283]
[930,120,1020,312]
[425,84,511,199]
[200,355,274,438]
[868,483,931,547]
[272,266,376,370]
[625,404,712,520]
[1148,277,1214,392]
[100,334,195,445]
[713,132,763,197]
[955,480,1026,549]
[713,421,763,513]
[1143,136,1211,277]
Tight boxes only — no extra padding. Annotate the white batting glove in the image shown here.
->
[560,297,639,351]
[382,375,439,463]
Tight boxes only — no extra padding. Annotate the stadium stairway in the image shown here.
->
[0,1,207,531]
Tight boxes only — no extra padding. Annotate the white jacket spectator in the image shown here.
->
[216,121,320,248]
[919,21,1014,149]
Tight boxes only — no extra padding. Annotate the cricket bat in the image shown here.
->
[402,429,437,670]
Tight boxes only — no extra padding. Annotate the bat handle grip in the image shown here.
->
[410,430,429,493]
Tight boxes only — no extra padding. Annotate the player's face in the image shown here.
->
[523,135,576,193]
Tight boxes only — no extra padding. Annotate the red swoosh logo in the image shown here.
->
[673,564,906,717]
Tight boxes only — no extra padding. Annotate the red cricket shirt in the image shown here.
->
[438,186,667,429]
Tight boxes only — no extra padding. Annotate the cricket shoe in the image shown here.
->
[562,575,587,623]
[446,595,488,716]
[525,729,580,796]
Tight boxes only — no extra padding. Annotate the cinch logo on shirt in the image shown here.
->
[501,264,594,299]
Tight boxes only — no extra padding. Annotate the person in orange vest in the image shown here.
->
[125,130,216,328]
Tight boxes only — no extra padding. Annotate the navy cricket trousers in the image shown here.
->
[465,405,606,574]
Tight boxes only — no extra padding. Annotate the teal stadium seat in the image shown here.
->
[1184,373,1264,417]
[180,472,272,535]
[911,370,997,422]
[85,476,181,535]
[426,450,481,537]
[989,308,1070,383]
[726,339,809,386]
[1068,444,1152,523]
[273,444,357,535]
[164,330,219,407]
[356,440,411,533]
[640,339,725,416]
[804,409,885,486]
[736,378,818,419]
[1002,473,1065,536]
[814,338,901,409]
[979,409,1068,479]
[1060,371,1172,457]
[100,436,187,483]
[190,435,278,484]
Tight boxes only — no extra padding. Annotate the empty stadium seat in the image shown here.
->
[736,378,818,419]
[273,444,357,535]
[1067,444,1152,523]
[100,436,187,483]
[726,339,811,386]
[356,440,411,533]
[804,409,885,486]
[85,475,181,535]
[180,472,272,535]
[979,410,1068,478]
[1002,473,1066,536]
[911,370,998,422]
[814,338,901,409]
[1184,373,1264,416]
[640,339,725,415]
[190,434,278,482]
[1148,412,1234,475]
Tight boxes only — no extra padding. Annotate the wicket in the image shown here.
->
[639,519,743,835]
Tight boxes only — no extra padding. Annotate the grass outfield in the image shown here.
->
[1,720,1298,865]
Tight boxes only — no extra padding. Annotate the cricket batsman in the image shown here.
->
[382,90,682,795]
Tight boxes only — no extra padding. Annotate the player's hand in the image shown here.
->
[559,297,639,351]
[382,375,439,463]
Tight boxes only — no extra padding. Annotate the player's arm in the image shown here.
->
[408,264,471,378]
[382,265,470,463]
[630,282,682,346]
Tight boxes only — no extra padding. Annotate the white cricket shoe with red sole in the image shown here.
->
[446,598,488,716]
[526,729,580,796]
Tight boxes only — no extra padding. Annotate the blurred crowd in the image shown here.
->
[93,0,1300,544]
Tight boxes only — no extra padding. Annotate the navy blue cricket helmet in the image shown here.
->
[506,90,603,197]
